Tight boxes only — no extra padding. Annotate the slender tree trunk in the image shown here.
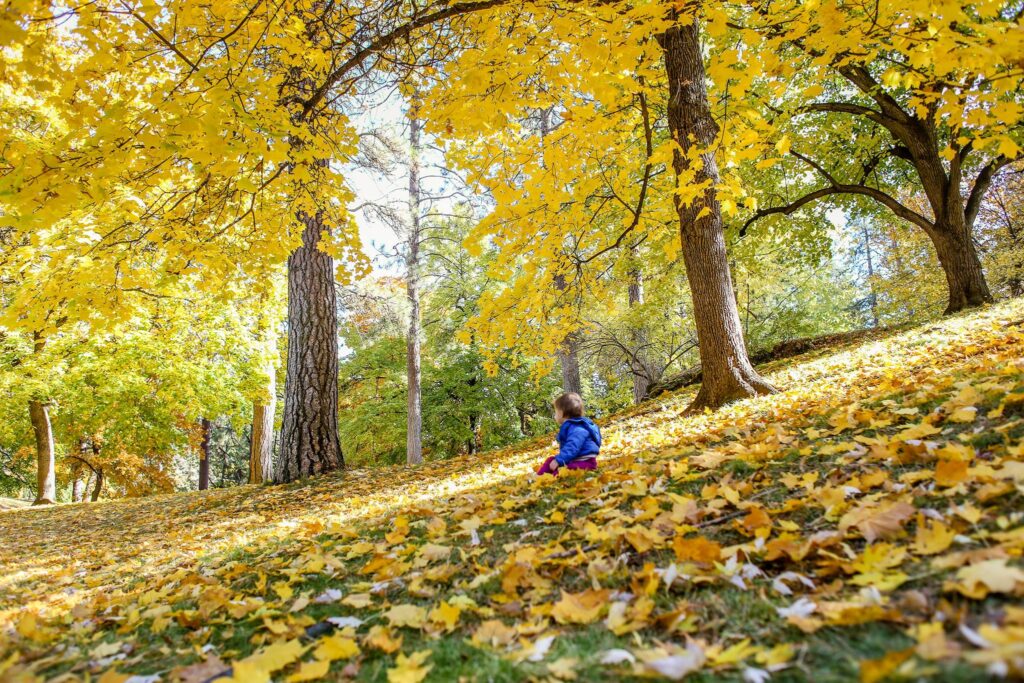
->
[71,440,89,502]
[199,418,211,491]
[29,333,55,505]
[90,468,103,502]
[862,222,879,327]
[83,469,93,502]
[557,337,583,395]
[538,107,584,397]
[29,400,56,505]
[929,218,993,314]
[658,19,776,411]
[628,257,654,404]
[406,106,424,465]
[250,370,276,484]
[70,457,85,503]
[276,211,345,482]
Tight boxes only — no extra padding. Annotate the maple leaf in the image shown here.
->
[740,505,772,536]
[428,601,461,632]
[173,655,227,683]
[384,604,427,629]
[343,593,373,608]
[859,648,913,683]
[950,560,1024,599]
[912,516,955,555]
[365,626,403,654]
[934,459,969,487]
[472,620,516,648]
[313,635,360,662]
[387,650,432,683]
[547,657,579,679]
[228,639,306,683]
[673,536,722,564]
[285,659,330,682]
[550,589,609,625]
[839,501,915,542]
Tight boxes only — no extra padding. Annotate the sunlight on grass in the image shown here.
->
[2,300,1023,682]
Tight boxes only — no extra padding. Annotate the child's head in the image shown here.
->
[553,392,584,424]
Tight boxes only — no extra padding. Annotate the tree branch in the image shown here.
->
[965,154,1020,229]
[301,0,509,118]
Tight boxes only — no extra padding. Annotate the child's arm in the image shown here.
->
[555,426,586,466]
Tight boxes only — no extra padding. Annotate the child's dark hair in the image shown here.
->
[553,392,584,418]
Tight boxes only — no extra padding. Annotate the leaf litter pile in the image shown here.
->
[3,301,1024,683]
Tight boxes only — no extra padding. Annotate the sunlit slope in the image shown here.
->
[2,299,1023,682]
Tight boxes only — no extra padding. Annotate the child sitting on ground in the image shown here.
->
[536,392,601,476]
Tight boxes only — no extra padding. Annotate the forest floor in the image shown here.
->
[2,300,1024,683]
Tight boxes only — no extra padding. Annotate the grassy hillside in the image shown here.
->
[2,300,1023,682]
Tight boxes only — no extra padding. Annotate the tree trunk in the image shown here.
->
[658,19,776,412]
[29,332,56,506]
[557,337,583,395]
[199,418,211,490]
[406,106,424,466]
[70,453,85,503]
[249,370,276,484]
[71,444,89,501]
[628,258,654,404]
[276,211,345,482]
[29,400,56,505]
[862,222,879,328]
[540,107,584,398]
[90,468,103,502]
[930,219,993,314]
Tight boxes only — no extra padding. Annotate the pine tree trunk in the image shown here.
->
[249,370,276,484]
[199,418,211,491]
[930,219,993,314]
[658,19,776,412]
[276,212,344,482]
[406,107,424,466]
[29,400,56,505]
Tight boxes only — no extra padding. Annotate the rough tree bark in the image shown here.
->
[249,369,276,484]
[929,215,992,313]
[29,399,56,505]
[657,19,776,411]
[199,418,211,491]
[276,211,345,482]
[406,106,424,465]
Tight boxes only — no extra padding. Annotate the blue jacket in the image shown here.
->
[556,417,602,466]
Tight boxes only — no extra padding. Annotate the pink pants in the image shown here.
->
[536,456,597,476]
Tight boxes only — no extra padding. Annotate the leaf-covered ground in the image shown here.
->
[3,301,1024,683]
